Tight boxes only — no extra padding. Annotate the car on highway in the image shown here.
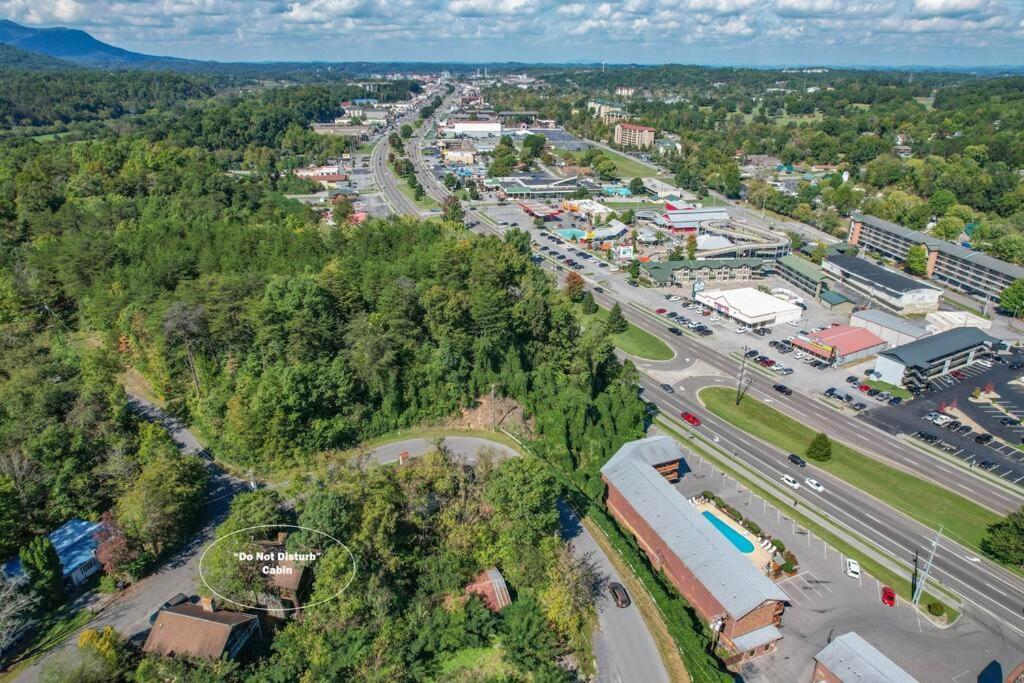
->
[788,453,806,467]
[149,593,191,625]
[667,326,681,335]
[593,287,604,293]
[881,586,896,607]
[781,474,801,489]
[804,478,824,492]
[773,384,793,395]
[681,412,701,426]
[608,582,631,608]
[660,383,674,393]
[844,558,861,579]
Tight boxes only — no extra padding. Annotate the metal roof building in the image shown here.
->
[823,255,941,314]
[601,437,787,660]
[813,632,918,683]
[850,309,930,348]
[874,327,1000,387]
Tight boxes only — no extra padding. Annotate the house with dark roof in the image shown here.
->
[601,437,787,663]
[3,519,104,587]
[874,327,999,387]
[812,632,917,683]
[143,598,259,661]
[849,212,1024,302]
[823,255,941,314]
[639,258,766,287]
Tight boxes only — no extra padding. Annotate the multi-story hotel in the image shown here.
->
[848,212,1024,302]
[613,123,656,149]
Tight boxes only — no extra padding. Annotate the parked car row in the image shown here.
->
[823,387,868,411]
[843,376,903,405]
[921,411,993,443]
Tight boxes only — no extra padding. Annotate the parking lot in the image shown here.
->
[672,447,1024,683]
[862,355,1024,487]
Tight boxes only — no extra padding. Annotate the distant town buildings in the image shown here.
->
[614,123,656,149]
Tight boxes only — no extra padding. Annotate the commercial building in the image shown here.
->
[602,437,787,662]
[873,327,1000,387]
[562,198,613,222]
[441,118,502,137]
[850,309,930,347]
[849,212,1024,302]
[614,123,656,149]
[311,123,371,139]
[485,175,596,199]
[812,632,917,683]
[439,139,477,165]
[144,598,260,661]
[3,519,104,587]
[516,200,561,219]
[662,205,731,233]
[640,259,766,287]
[696,287,802,328]
[823,255,941,314]
[774,255,829,299]
[641,177,684,199]
[791,325,887,365]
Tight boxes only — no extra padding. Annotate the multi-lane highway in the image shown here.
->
[383,90,1024,653]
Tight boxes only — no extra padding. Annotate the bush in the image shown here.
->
[780,561,795,574]
[701,490,715,501]
[98,575,120,594]
[724,505,742,522]
[782,549,798,567]
[928,601,945,617]
[771,538,785,553]
[805,432,833,462]
[744,520,761,536]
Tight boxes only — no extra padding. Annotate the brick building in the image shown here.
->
[812,632,917,682]
[614,123,656,149]
[601,437,787,662]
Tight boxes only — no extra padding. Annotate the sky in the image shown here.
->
[2,0,1024,66]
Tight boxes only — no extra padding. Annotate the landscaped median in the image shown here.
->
[698,386,1000,555]
[580,306,674,361]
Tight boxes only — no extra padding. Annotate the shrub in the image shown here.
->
[782,549,798,567]
[745,521,761,536]
[724,506,742,522]
[771,539,785,553]
[701,490,715,501]
[780,561,795,574]
[928,601,945,617]
[805,432,833,462]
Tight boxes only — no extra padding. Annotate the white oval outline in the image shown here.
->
[198,523,356,612]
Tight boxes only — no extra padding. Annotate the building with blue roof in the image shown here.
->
[3,519,104,586]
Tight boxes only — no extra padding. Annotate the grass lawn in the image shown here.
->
[655,417,960,620]
[387,160,439,210]
[438,645,512,677]
[572,148,654,180]
[863,379,913,400]
[0,608,94,682]
[355,142,375,154]
[945,296,990,320]
[580,306,673,361]
[698,387,1002,553]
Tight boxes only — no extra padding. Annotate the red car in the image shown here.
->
[858,384,871,392]
[655,308,668,314]
[951,370,966,380]
[881,586,896,607]
[681,412,702,426]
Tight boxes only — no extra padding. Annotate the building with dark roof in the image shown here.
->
[601,437,787,663]
[774,255,829,299]
[143,598,259,661]
[812,632,917,683]
[874,327,999,387]
[823,255,941,314]
[640,258,766,287]
[849,213,1024,302]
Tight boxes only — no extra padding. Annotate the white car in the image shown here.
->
[976,359,993,368]
[668,295,682,302]
[811,327,824,333]
[708,315,720,322]
[736,326,751,334]
[793,351,806,360]
[804,478,824,492]
[773,364,788,373]
[845,558,861,579]
[781,474,801,489]
[787,320,800,327]
[932,414,952,426]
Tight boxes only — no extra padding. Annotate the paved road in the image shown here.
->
[369,436,518,464]
[557,503,672,683]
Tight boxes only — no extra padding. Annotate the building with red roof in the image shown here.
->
[465,568,512,612]
[614,123,656,148]
[791,325,886,365]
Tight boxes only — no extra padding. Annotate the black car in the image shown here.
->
[698,328,713,336]
[1000,417,1022,426]
[745,349,759,359]
[853,402,867,410]
[149,593,191,625]
[888,396,903,406]
[945,420,962,430]
[824,387,837,397]
[609,582,631,608]
[773,384,793,396]
[866,388,880,397]
[660,383,674,393]
[667,327,680,335]
[598,263,609,268]
[1010,362,1024,370]
[753,328,771,337]
[979,460,997,471]
[788,453,807,467]
[975,433,994,445]
[667,311,678,318]
[846,375,858,384]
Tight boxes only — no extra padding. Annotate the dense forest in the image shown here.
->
[487,67,1024,262]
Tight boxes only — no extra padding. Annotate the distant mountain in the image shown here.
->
[0,19,188,66]
[0,43,78,70]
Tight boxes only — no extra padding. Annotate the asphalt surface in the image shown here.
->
[388,89,1024,670]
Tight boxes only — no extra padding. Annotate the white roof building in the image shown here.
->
[696,287,802,327]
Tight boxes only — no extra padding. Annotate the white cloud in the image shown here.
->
[774,0,846,16]
[911,0,995,16]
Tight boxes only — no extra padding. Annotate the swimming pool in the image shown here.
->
[556,228,586,240]
[702,510,755,554]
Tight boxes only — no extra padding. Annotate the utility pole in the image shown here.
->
[490,383,496,430]
[913,527,942,606]
[736,344,752,405]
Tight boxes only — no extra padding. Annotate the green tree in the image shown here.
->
[628,177,646,195]
[686,234,697,261]
[805,432,832,462]
[501,594,559,674]
[981,507,1024,566]
[606,303,628,335]
[580,291,598,315]
[932,216,965,241]
[116,452,207,558]
[999,279,1024,316]
[905,244,929,276]
[19,536,65,607]
[0,475,23,558]
[564,271,585,302]
[809,243,829,264]
[400,123,413,139]
[441,195,465,223]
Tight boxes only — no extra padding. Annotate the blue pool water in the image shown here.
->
[702,510,755,554]
[556,228,587,240]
